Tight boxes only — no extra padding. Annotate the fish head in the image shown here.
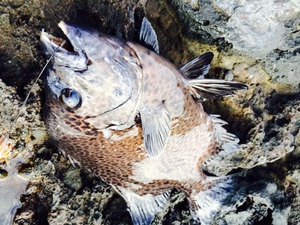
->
[40,21,142,131]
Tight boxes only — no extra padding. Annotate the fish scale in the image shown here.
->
[41,18,247,224]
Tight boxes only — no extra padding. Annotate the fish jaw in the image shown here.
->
[40,28,89,72]
[57,21,95,55]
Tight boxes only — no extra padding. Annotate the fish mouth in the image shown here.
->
[40,21,90,71]
[40,26,71,55]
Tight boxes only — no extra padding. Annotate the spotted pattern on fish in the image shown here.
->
[41,18,247,225]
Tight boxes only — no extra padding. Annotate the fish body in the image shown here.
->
[41,18,247,224]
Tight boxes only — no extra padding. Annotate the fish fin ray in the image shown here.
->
[179,52,214,78]
[187,79,248,100]
[209,114,240,158]
[115,186,170,225]
[188,176,234,225]
[139,17,159,54]
[202,115,240,176]
[140,104,171,157]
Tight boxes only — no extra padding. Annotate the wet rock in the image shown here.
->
[9,0,25,8]
[0,0,299,224]
[0,79,45,225]
[170,0,300,90]
[61,166,82,191]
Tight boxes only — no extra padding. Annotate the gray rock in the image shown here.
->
[170,0,300,89]
[0,0,299,224]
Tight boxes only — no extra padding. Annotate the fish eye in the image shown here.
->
[60,88,82,109]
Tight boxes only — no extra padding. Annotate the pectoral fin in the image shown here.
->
[140,104,171,157]
[179,52,214,78]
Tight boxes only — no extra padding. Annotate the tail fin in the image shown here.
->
[188,176,234,225]
[186,79,248,101]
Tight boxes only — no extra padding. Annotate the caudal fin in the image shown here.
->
[188,175,234,225]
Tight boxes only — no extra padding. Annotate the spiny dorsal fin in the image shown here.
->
[139,17,159,54]
[140,103,171,158]
[179,52,214,78]
[186,79,248,100]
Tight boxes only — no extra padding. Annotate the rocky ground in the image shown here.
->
[0,0,299,224]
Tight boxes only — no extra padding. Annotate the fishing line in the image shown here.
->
[2,39,66,146]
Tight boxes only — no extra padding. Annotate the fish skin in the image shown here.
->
[41,19,245,224]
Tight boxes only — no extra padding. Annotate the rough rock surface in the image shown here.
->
[0,0,299,224]
[170,0,300,89]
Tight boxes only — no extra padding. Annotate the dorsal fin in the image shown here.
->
[179,52,214,78]
[139,17,159,54]
[186,79,248,101]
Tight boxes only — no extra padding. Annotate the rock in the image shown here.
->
[170,0,300,90]
[0,0,299,224]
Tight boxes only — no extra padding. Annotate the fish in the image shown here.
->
[40,18,247,224]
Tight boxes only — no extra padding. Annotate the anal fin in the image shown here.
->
[115,186,170,225]
[188,176,234,225]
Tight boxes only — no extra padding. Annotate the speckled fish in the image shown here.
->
[40,18,247,224]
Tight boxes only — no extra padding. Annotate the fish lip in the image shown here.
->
[40,29,69,55]
[40,21,85,56]
[40,22,87,98]
[40,21,89,71]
